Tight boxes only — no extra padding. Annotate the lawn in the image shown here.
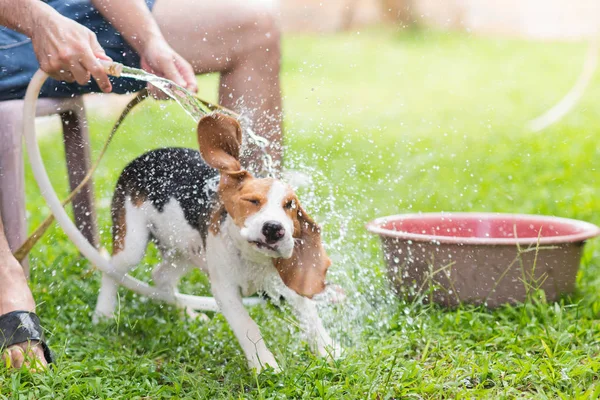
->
[2,27,600,398]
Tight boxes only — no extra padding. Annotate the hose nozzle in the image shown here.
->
[99,60,123,77]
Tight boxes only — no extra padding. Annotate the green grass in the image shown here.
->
[2,27,600,398]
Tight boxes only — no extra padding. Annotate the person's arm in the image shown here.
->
[0,0,112,91]
[0,0,42,35]
[91,0,197,92]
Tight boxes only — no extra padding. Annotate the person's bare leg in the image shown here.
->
[0,104,28,273]
[152,0,282,174]
[0,215,47,369]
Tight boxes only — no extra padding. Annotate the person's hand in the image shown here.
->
[140,37,197,96]
[30,12,112,92]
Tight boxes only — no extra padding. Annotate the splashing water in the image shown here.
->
[116,64,396,347]
[120,65,211,119]
[289,159,398,347]
[119,65,275,176]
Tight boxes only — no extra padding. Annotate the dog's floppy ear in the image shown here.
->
[273,202,331,298]
[198,113,243,173]
[198,113,251,227]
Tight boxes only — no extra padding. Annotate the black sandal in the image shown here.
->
[0,311,53,364]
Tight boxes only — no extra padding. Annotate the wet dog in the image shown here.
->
[93,113,340,371]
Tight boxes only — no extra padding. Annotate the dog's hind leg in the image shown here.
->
[152,251,208,321]
[93,200,149,323]
[151,250,192,293]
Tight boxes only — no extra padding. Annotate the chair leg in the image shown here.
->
[0,103,28,275]
[61,100,99,248]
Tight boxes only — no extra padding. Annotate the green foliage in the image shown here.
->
[2,28,599,398]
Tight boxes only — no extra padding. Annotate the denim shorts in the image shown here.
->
[0,0,156,100]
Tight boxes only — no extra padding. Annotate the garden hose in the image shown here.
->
[15,66,244,261]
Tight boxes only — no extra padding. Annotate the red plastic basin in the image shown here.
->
[367,213,600,307]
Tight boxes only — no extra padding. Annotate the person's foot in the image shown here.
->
[0,251,47,370]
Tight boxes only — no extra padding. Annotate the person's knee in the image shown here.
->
[256,12,281,47]
[0,252,26,277]
[238,10,281,56]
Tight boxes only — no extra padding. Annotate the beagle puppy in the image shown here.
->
[93,113,340,372]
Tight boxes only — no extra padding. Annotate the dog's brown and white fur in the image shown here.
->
[93,113,339,372]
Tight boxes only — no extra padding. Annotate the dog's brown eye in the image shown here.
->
[246,199,260,206]
[284,200,295,209]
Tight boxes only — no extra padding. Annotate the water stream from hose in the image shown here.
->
[119,65,275,176]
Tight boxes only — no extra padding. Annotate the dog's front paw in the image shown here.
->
[316,338,343,360]
[92,307,114,325]
[249,351,281,374]
[92,303,114,325]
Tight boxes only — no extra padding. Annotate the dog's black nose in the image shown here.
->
[262,221,285,244]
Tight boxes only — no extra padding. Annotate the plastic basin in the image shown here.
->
[366,213,600,308]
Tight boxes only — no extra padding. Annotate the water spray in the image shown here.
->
[114,61,275,175]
